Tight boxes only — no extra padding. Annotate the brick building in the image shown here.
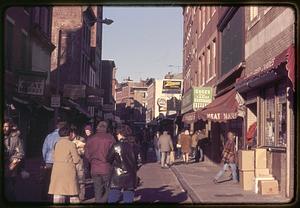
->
[50,6,104,127]
[235,6,295,198]
[116,78,148,123]
[4,7,55,156]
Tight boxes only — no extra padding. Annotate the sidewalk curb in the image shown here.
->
[170,166,201,203]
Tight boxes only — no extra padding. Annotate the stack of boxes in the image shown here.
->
[238,150,255,190]
[254,148,279,195]
[238,148,279,195]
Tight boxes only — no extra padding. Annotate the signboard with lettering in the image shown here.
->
[18,75,45,95]
[157,98,167,112]
[63,84,86,99]
[51,95,61,107]
[87,95,103,107]
[181,87,212,114]
[162,80,182,94]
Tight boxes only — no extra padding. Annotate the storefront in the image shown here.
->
[235,45,295,198]
[196,88,244,163]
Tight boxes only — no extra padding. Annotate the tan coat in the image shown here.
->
[178,134,192,153]
[48,137,80,196]
[158,132,174,152]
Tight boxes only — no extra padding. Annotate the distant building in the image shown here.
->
[115,78,148,123]
[146,74,183,123]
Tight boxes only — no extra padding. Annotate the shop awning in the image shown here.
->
[182,111,196,124]
[236,44,295,92]
[196,89,238,122]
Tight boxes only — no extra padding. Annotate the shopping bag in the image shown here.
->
[170,151,175,164]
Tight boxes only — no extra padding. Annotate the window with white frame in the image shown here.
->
[250,6,258,21]
[201,53,205,84]
[206,46,211,81]
[212,6,216,16]
[202,7,205,32]
[198,56,202,86]
[207,7,211,23]
[212,39,216,76]
[198,8,202,36]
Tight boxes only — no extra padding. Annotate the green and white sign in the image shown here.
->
[181,87,212,114]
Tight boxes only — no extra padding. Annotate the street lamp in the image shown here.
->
[98,18,114,25]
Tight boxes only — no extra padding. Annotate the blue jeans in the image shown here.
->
[155,148,160,162]
[214,163,238,181]
[108,189,135,203]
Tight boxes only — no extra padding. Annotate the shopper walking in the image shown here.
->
[153,131,161,163]
[191,130,199,159]
[83,124,93,179]
[178,130,192,164]
[3,119,25,201]
[84,121,115,203]
[70,126,86,201]
[107,126,138,203]
[158,130,174,168]
[195,129,206,162]
[213,131,238,184]
[48,124,81,203]
[41,120,66,202]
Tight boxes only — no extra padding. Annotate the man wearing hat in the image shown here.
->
[85,121,115,203]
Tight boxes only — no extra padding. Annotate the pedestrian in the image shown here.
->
[48,124,81,203]
[84,124,93,138]
[178,130,192,164]
[107,126,138,203]
[41,120,66,202]
[176,130,184,160]
[191,130,199,159]
[141,128,149,163]
[70,125,86,202]
[3,119,25,201]
[195,129,206,162]
[84,121,115,203]
[153,131,161,163]
[213,131,238,184]
[83,124,93,179]
[158,130,174,169]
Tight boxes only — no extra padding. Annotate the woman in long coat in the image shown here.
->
[48,124,80,203]
[178,130,192,164]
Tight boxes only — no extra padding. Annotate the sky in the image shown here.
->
[102,6,183,82]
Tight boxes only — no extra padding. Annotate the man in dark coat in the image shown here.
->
[106,126,138,203]
[3,119,25,201]
[85,121,115,203]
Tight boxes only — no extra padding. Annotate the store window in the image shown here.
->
[277,84,287,147]
[264,87,275,146]
[262,84,287,148]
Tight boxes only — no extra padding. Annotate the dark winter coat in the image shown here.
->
[106,138,138,190]
[4,130,24,177]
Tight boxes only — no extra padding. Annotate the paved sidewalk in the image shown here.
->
[171,160,290,204]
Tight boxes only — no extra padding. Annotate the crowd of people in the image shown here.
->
[3,117,239,204]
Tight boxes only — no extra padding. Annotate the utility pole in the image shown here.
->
[54,29,62,126]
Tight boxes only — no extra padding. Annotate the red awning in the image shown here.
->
[236,44,295,91]
[182,111,196,124]
[196,89,238,122]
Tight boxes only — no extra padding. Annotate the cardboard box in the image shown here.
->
[239,170,254,191]
[255,168,270,177]
[258,180,279,195]
[238,150,254,171]
[255,148,267,169]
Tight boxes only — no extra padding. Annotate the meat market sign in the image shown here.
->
[18,75,45,95]
[207,112,238,120]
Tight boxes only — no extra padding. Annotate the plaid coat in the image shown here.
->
[222,139,236,163]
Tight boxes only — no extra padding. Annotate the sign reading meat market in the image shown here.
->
[207,112,238,121]
[18,75,45,95]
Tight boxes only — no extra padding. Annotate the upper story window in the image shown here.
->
[207,7,211,23]
[202,7,206,32]
[212,6,216,16]
[250,6,258,21]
